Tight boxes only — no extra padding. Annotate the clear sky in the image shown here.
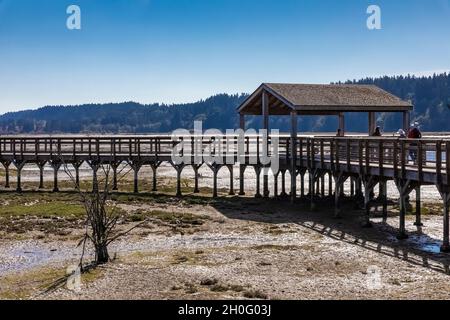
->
[0,0,449,113]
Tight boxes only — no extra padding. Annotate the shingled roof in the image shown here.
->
[238,83,413,115]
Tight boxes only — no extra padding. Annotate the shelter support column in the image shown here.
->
[403,111,411,132]
[338,113,345,136]
[290,111,297,203]
[262,91,269,198]
[239,113,246,196]
[368,112,376,135]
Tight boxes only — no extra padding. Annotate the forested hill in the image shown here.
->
[1,73,450,134]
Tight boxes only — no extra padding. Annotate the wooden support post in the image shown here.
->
[86,162,101,193]
[133,165,140,194]
[395,179,416,239]
[254,166,262,198]
[273,171,279,198]
[192,164,202,194]
[127,161,142,194]
[110,162,119,191]
[75,164,80,188]
[227,165,234,195]
[14,161,26,192]
[440,191,450,252]
[350,177,355,196]
[320,174,325,197]
[363,185,372,227]
[290,111,297,203]
[2,161,11,189]
[151,162,161,192]
[172,164,185,198]
[309,171,315,208]
[263,171,269,198]
[362,175,378,228]
[72,161,83,189]
[213,166,219,198]
[37,161,46,190]
[238,165,246,195]
[176,167,182,197]
[355,176,363,200]
[414,186,423,227]
[334,173,345,219]
[51,162,61,192]
[316,177,321,196]
[381,180,388,222]
[436,186,450,252]
[206,164,221,198]
[300,169,306,198]
[399,194,408,239]
[91,163,99,193]
[328,172,333,196]
[280,170,287,197]
[309,170,318,211]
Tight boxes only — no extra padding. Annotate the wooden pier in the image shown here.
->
[1,82,449,252]
[0,134,450,251]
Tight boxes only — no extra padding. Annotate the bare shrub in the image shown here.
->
[60,161,144,266]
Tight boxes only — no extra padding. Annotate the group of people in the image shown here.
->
[369,122,422,139]
[336,122,423,163]
[395,122,422,140]
[335,122,422,139]
[374,122,423,163]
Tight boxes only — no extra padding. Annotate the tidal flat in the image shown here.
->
[1,166,450,300]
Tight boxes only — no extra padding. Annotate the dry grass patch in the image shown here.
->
[0,267,65,300]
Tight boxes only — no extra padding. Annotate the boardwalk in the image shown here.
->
[0,134,450,251]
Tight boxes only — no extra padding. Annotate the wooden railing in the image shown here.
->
[0,135,448,185]
[297,137,450,185]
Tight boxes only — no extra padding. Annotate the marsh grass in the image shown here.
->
[0,267,66,299]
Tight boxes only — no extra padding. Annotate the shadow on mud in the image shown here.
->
[209,195,450,276]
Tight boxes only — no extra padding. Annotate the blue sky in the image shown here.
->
[0,0,449,113]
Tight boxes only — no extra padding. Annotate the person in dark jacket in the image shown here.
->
[408,122,422,163]
[372,126,382,137]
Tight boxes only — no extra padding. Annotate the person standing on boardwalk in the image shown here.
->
[397,129,406,138]
[408,122,422,164]
[372,126,382,137]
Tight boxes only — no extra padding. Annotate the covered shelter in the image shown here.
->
[237,83,413,201]
[237,83,413,136]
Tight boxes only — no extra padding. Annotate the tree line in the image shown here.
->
[1,73,449,134]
